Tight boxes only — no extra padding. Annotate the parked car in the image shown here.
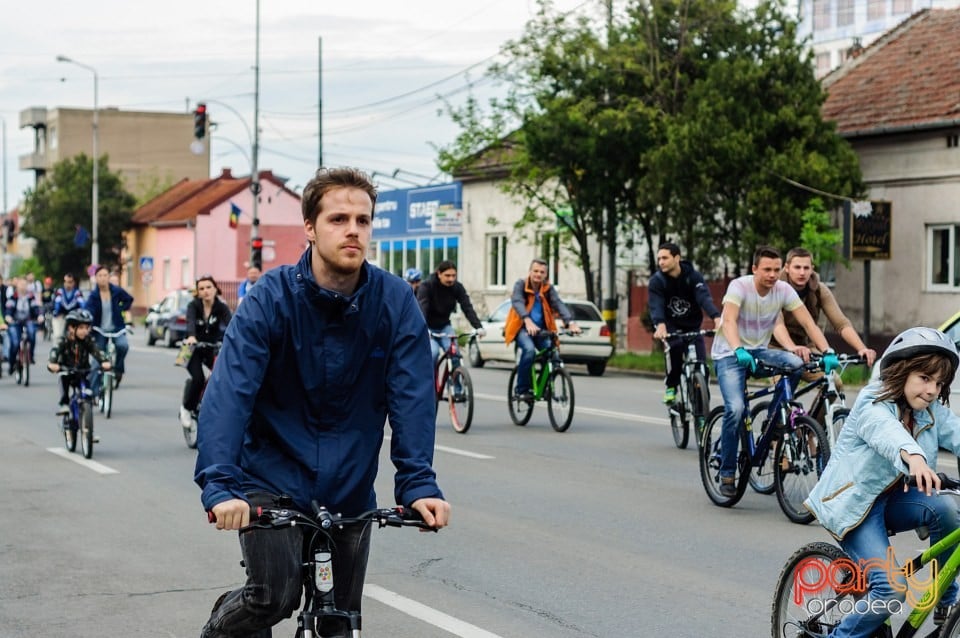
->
[467,299,614,376]
[145,289,193,347]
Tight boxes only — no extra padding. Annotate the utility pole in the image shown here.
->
[318,36,323,168]
[250,0,262,270]
[601,0,618,343]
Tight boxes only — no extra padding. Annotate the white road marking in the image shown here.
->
[365,584,505,638]
[434,445,494,459]
[473,392,668,425]
[46,447,120,474]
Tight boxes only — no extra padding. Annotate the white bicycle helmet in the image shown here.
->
[879,326,959,373]
[404,268,422,283]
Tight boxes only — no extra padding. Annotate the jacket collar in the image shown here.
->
[293,248,368,316]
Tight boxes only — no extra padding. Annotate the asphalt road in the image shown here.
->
[0,337,952,637]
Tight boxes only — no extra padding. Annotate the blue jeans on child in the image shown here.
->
[831,488,960,637]
[714,348,803,479]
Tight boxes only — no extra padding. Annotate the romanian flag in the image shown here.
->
[229,203,241,229]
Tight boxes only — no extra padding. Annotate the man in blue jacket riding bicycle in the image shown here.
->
[195,167,450,638]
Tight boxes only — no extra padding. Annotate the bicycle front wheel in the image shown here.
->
[827,407,849,448]
[62,415,77,452]
[507,368,534,426]
[690,371,710,449]
[770,542,849,638]
[546,367,575,432]
[774,415,830,524]
[669,386,689,449]
[699,406,749,507]
[447,367,474,434]
[80,402,94,459]
[102,372,114,419]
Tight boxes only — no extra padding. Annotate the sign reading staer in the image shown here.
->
[843,200,891,260]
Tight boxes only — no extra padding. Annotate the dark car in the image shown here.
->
[145,289,193,347]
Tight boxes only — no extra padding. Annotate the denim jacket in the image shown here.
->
[805,380,960,540]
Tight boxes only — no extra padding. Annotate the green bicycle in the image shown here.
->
[771,473,960,637]
[506,330,575,432]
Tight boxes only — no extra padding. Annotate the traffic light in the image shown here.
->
[193,103,207,140]
[251,236,263,270]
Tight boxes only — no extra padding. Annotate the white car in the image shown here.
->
[467,299,614,376]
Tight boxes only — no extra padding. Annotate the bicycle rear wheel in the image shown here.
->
[447,367,474,434]
[699,406,749,507]
[774,415,830,524]
[507,368,534,426]
[690,371,710,449]
[747,401,776,495]
[182,379,199,448]
[80,402,94,459]
[546,368,575,432]
[770,542,849,638]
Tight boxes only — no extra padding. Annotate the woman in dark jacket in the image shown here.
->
[179,275,232,427]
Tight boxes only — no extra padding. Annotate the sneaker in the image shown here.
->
[935,604,954,626]
[114,372,123,389]
[719,477,737,497]
[56,405,69,416]
[516,391,534,403]
[663,387,677,404]
[179,406,194,429]
[93,435,100,444]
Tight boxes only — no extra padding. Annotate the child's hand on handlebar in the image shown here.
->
[409,497,450,530]
[903,453,940,495]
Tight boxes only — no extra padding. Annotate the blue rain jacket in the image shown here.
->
[805,379,960,539]
[194,250,441,515]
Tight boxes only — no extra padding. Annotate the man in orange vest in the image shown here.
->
[504,259,581,401]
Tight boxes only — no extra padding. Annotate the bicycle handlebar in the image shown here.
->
[429,330,481,340]
[209,503,437,533]
[93,326,133,338]
[663,329,716,340]
[905,473,960,492]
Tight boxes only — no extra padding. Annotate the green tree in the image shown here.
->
[20,154,136,278]
[647,0,864,274]
[799,197,845,269]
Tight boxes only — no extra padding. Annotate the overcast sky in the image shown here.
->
[0,0,761,210]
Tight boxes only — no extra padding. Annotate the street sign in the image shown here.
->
[139,256,154,272]
[141,272,153,285]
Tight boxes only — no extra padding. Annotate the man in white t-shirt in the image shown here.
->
[711,245,838,498]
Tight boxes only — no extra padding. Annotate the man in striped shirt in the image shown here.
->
[711,245,838,498]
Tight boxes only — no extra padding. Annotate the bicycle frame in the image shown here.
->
[796,482,960,636]
[530,344,561,400]
[241,503,433,637]
[432,333,461,399]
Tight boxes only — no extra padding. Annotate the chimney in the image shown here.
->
[219,167,234,179]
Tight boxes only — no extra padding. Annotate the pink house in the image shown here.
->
[124,168,305,313]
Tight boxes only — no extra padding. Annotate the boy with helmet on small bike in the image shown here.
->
[805,327,960,635]
[404,267,422,292]
[47,309,111,415]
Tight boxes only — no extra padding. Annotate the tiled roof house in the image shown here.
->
[124,168,305,311]
[822,8,960,334]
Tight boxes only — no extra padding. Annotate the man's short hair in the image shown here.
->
[753,245,782,266]
[785,247,813,265]
[529,258,548,269]
[658,242,681,257]
[301,167,377,225]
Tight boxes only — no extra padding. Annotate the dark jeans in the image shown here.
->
[183,347,216,412]
[664,334,707,389]
[202,492,373,638]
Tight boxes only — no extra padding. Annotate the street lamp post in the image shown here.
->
[56,55,99,266]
